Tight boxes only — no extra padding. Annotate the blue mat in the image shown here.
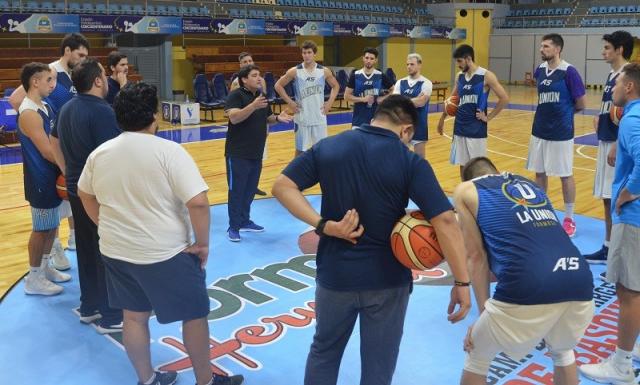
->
[0,197,634,385]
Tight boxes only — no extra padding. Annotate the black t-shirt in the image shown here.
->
[105,77,121,105]
[224,87,272,159]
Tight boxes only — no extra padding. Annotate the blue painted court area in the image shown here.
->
[0,196,635,385]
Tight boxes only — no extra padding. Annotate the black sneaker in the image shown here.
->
[210,373,244,385]
[138,371,177,385]
[584,245,608,264]
[255,188,267,196]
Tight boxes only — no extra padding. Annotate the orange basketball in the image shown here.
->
[390,210,444,270]
[445,95,459,116]
[56,174,67,200]
[610,105,623,126]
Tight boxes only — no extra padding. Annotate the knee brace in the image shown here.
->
[550,349,575,367]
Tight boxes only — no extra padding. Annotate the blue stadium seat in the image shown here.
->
[334,1,342,9]
[248,9,258,18]
[0,0,9,11]
[531,9,538,16]
[337,13,344,21]
[514,20,522,27]
[193,74,220,121]
[506,20,514,28]
[348,3,356,10]
[563,8,571,15]
[523,9,530,16]
[284,0,292,5]
[522,19,530,27]
[120,4,133,14]
[41,1,53,12]
[95,3,106,13]
[81,2,94,13]
[108,4,119,14]
[554,8,561,15]
[607,6,616,14]
[507,9,514,17]
[609,18,620,26]
[68,2,81,12]
[53,2,65,12]
[627,5,637,13]
[328,1,335,8]
[620,18,629,26]
[188,6,199,15]
[156,5,168,15]
[588,6,597,14]
[25,1,38,12]
[629,18,639,26]
[515,9,522,16]
[291,0,300,6]
[598,6,607,14]
[131,4,143,14]
[300,0,308,6]
[355,3,361,11]
[530,19,538,27]
[229,9,239,17]
[539,9,546,16]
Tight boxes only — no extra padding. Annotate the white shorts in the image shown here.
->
[58,200,72,219]
[464,298,594,375]
[526,136,574,177]
[295,123,327,151]
[593,141,615,199]
[449,135,487,165]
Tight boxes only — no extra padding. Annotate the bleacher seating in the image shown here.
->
[501,4,573,29]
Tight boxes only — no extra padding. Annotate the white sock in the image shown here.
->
[143,372,156,385]
[40,254,51,269]
[613,347,632,371]
[69,230,75,242]
[29,266,40,275]
[53,237,62,248]
[564,203,575,219]
[604,240,610,248]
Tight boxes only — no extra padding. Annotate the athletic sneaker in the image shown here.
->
[579,356,635,385]
[24,273,63,296]
[585,245,608,264]
[51,241,71,270]
[208,373,244,385]
[227,228,241,242]
[137,371,177,385]
[239,221,264,232]
[77,308,102,324]
[96,321,123,334]
[43,261,71,283]
[67,233,76,250]
[562,217,576,238]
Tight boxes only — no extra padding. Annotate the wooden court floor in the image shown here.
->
[0,85,607,297]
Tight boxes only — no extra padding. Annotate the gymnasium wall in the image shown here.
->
[490,29,640,85]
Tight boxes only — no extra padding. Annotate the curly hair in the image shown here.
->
[113,82,158,132]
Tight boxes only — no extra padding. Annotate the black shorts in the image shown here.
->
[103,252,210,324]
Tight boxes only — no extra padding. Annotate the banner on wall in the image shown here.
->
[0,13,78,33]
[0,13,466,40]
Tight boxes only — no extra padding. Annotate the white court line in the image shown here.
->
[577,145,597,161]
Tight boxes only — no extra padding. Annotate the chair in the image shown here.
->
[108,3,119,14]
[563,8,571,15]
[41,1,54,12]
[385,68,396,84]
[607,6,617,14]
[210,73,229,105]
[539,9,546,16]
[25,1,38,12]
[120,4,133,14]
[531,9,538,16]
[81,2,94,13]
[0,0,9,11]
[156,5,168,15]
[263,72,277,106]
[95,3,107,13]
[628,5,637,13]
[588,6,597,14]
[3,87,15,97]
[54,2,65,12]
[193,74,219,121]
[69,2,81,12]
[335,69,348,109]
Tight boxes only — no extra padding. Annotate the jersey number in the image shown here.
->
[514,183,537,200]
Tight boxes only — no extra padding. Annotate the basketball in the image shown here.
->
[610,105,623,126]
[445,95,459,116]
[56,174,67,200]
[390,210,444,270]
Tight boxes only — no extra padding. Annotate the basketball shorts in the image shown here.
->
[464,298,594,375]
[606,223,640,292]
[593,140,615,199]
[526,136,574,177]
[58,200,72,219]
[449,135,487,165]
[31,206,60,232]
[103,251,210,324]
[295,123,327,151]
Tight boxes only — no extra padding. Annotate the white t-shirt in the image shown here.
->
[78,132,209,264]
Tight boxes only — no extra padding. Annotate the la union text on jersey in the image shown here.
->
[503,179,559,228]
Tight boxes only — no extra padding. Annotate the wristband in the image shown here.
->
[454,280,471,287]
[315,218,328,236]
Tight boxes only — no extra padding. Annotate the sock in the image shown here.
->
[564,203,575,219]
[53,237,61,248]
[40,254,51,269]
[143,372,156,385]
[604,240,610,248]
[29,266,40,275]
[613,347,632,372]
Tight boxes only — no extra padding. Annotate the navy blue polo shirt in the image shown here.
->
[283,124,453,291]
[52,94,121,196]
[105,77,121,105]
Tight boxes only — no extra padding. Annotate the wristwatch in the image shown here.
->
[315,218,328,236]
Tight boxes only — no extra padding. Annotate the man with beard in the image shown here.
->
[436,44,509,179]
[344,47,395,128]
[105,51,128,105]
[392,53,432,159]
[52,58,123,333]
[525,33,586,238]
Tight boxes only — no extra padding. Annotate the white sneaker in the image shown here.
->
[24,273,63,296]
[579,356,635,385]
[67,234,76,250]
[96,321,123,334]
[44,262,71,283]
[633,343,640,362]
[51,242,71,271]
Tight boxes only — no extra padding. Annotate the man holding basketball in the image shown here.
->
[272,95,471,385]
[436,44,509,179]
[453,157,594,385]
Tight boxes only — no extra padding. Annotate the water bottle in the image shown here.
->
[185,94,189,103]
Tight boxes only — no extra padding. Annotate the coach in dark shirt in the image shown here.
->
[224,64,291,242]
[105,51,128,105]
[52,58,122,333]
[272,95,471,385]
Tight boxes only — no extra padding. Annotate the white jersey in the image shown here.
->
[293,63,327,126]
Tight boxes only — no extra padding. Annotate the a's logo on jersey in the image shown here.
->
[540,79,553,86]
[403,88,415,95]
[604,85,612,93]
[36,16,52,33]
[502,180,547,209]
[463,84,473,90]
[305,77,315,82]
[363,80,373,86]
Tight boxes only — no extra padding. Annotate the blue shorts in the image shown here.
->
[103,252,210,324]
[31,206,60,231]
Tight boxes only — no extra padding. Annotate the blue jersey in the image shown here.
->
[473,173,593,305]
[597,69,623,142]
[347,69,393,127]
[454,67,489,138]
[532,61,585,141]
[394,76,432,141]
[17,98,61,209]
[45,60,76,115]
